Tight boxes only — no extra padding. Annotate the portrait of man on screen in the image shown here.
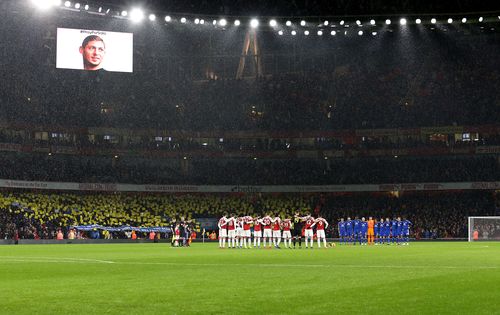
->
[79,35,106,71]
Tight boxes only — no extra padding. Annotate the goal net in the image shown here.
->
[468,217,500,242]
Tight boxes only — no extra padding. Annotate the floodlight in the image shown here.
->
[250,19,259,28]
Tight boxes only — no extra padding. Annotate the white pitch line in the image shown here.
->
[0,258,497,270]
[0,256,114,264]
[112,261,500,269]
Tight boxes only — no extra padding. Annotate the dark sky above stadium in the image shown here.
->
[100,0,500,16]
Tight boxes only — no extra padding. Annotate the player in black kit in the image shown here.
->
[292,212,303,249]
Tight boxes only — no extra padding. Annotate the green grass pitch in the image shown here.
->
[1,242,499,315]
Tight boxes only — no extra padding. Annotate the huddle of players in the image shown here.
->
[337,217,412,245]
[217,213,329,249]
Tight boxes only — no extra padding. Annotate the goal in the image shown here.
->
[468,216,500,242]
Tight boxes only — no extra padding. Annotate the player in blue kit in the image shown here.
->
[360,217,368,245]
[391,218,399,244]
[345,217,354,245]
[396,217,404,245]
[353,217,361,245]
[338,218,347,245]
[374,219,381,245]
[402,218,412,245]
[383,218,391,245]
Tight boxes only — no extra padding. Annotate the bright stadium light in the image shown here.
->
[356,20,361,25]
[340,20,345,25]
[291,30,297,36]
[385,19,391,25]
[212,19,217,25]
[372,31,377,35]
[250,18,259,28]
[74,3,80,9]
[234,19,240,26]
[358,30,363,35]
[130,8,144,22]
[149,14,156,21]
[304,30,309,35]
[194,18,200,24]
[400,18,407,25]
[219,18,227,26]
[323,20,329,26]
[478,17,484,22]
[330,30,336,35]
[286,20,292,26]
[447,18,453,24]
[370,19,376,25]
[84,4,89,10]
[64,1,71,7]
[317,30,323,36]
[461,17,467,23]
[180,17,187,23]
[416,18,422,24]
[98,6,102,12]
[200,19,205,24]
[121,10,128,17]
[278,30,283,35]
[300,20,306,26]
[32,0,57,10]
[165,15,171,22]
[431,18,437,24]
[106,8,110,14]
[269,19,277,27]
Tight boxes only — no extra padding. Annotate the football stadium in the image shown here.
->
[1,0,500,314]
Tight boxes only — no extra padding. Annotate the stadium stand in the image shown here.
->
[1,190,498,240]
[0,1,499,242]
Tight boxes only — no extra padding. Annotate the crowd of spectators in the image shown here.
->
[1,3,499,242]
[318,191,498,239]
[0,152,497,185]
[1,8,499,133]
[1,190,497,240]
[473,219,500,240]
[0,191,309,239]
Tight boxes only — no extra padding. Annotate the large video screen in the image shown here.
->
[56,28,133,72]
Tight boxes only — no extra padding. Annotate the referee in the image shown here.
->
[292,212,303,249]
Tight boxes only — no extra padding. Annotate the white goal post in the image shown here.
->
[468,216,500,242]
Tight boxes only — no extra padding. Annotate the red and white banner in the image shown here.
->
[0,179,498,193]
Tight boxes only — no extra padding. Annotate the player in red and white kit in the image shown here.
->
[173,224,180,247]
[311,216,329,248]
[217,215,228,248]
[281,218,293,248]
[272,216,282,249]
[235,217,244,248]
[261,214,273,248]
[297,214,316,249]
[226,215,237,248]
[242,216,253,248]
[253,217,263,248]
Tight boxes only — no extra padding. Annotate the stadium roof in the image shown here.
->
[98,0,500,16]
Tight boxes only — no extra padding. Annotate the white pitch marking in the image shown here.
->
[1,258,497,270]
[0,256,114,264]
[113,262,500,269]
